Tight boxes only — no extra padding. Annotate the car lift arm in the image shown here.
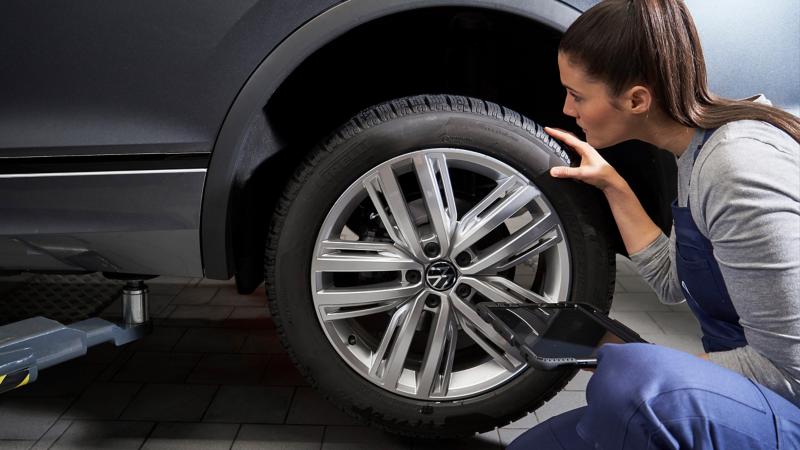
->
[0,280,152,394]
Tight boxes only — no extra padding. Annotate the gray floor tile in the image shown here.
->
[412,430,501,449]
[647,311,702,335]
[240,329,286,355]
[173,328,249,353]
[498,428,527,448]
[285,388,364,426]
[563,370,592,391]
[5,364,105,399]
[641,334,704,355]
[232,424,324,450]
[142,423,239,450]
[534,391,586,423]
[155,305,177,319]
[29,419,72,450]
[50,420,154,450]
[224,307,274,329]
[261,355,310,387]
[198,278,238,287]
[62,382,142,420]
[203,385,294,424]
[607,311,664,335]
[502,412,538,430]
[96,351,134,382]
[148,278,191,295]
[126,327,188,352]
[187,354,270,385]
[172,287,219,306]
[613,282,626,295]
[149,294,176,317]
[0,398,73,440]
[120,383,218,422]
[615,276,655,293]
[322,426,411,450]
[165,306,234,327]
[113,352,201,383]
[210,287,267,307]
[610,293,670,312]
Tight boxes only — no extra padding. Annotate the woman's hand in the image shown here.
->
[545,127,663,255]
[545,127,621,192]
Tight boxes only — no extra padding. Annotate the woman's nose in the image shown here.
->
[563,95,577,118]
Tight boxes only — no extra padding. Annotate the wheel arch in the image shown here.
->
[201,0,675,288]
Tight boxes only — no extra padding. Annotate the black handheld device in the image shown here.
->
[477,302,649,370]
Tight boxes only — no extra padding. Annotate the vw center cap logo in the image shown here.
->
[426,261,457,291]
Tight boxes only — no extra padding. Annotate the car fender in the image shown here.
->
[201,0,582,279]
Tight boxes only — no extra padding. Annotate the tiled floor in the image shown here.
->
[0,255,702,449]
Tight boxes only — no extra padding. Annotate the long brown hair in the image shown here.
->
[559,0,800,144]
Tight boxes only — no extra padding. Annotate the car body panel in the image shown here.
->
[0,0,340,158]
[0,170,206,276]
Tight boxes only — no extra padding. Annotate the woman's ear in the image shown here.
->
[626,86,652,115]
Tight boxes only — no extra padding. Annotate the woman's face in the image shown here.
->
[557,53,636,149]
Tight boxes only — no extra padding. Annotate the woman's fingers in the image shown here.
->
[550,166,580,178]
[544,127,587,155]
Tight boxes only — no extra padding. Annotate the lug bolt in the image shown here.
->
[456,284,472,298]
[455,252,471,267]
[406,270,422,283]
[425,296,441,308]
[424,242,441,258]
[348,335,357,345]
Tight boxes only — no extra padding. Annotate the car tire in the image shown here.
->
[265,94,616,437]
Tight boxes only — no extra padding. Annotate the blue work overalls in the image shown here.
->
[509,129,800,449]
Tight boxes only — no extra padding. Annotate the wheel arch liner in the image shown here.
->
[201,0,581,279]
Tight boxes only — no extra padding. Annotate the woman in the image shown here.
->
[509,0,800,448]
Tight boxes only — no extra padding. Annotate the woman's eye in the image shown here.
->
[570,93,581,103]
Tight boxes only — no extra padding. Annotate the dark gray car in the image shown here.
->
[1,0,797,437]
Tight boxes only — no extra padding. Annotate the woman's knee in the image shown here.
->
[585,344,703,416]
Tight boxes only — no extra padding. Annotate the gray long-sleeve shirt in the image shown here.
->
[629,110,800,406]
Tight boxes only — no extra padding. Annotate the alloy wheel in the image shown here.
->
[311,148,571,400]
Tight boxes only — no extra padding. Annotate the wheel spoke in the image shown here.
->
[490,224,563,273]
[450,177,540,258]
[316,282,422,306]
[369,291,427,388]
[364,167,427,261]
[364,175,407,248]
[461,276,553,304]
[315,240,421,273]
[460,214,561,275]
[417,299,458,398]
[448,292,524,372]
[413,153,457,256]
[317,298,410,321]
